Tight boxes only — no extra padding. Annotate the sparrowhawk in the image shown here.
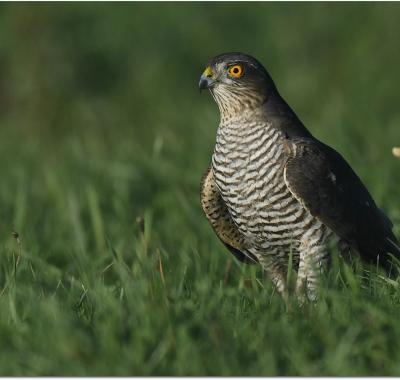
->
[199,52,400,301]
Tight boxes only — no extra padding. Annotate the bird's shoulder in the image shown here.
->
[283,136,375,223]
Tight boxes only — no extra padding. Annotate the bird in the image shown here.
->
[199,52,400,301]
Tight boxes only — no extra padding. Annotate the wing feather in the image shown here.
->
[283,137,400,270]
[200,167,258,264]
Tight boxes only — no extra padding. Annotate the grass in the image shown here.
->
[0,2,400,375]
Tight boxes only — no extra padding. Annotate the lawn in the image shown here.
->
[0,2,400,375]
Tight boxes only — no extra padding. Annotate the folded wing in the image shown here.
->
[283,137,400,270]
[200,167,258,264]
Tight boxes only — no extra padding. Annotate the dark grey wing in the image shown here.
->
[284,137,400,270]
[200,167,258,264]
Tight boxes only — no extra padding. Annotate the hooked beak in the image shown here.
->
[199,66,217,92]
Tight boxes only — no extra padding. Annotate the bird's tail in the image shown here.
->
[383,236,400,274]
[387,237,400,254]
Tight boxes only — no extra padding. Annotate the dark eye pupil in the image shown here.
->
[233,67,239,73]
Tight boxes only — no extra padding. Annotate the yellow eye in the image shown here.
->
[228,64,244,78]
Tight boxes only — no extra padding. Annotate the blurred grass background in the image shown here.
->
[0,2,400,375]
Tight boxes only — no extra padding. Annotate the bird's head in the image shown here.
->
[199,52,276,114]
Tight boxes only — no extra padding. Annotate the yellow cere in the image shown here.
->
[203,66,214,78]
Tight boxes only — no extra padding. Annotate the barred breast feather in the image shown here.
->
[211,114,326,268]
